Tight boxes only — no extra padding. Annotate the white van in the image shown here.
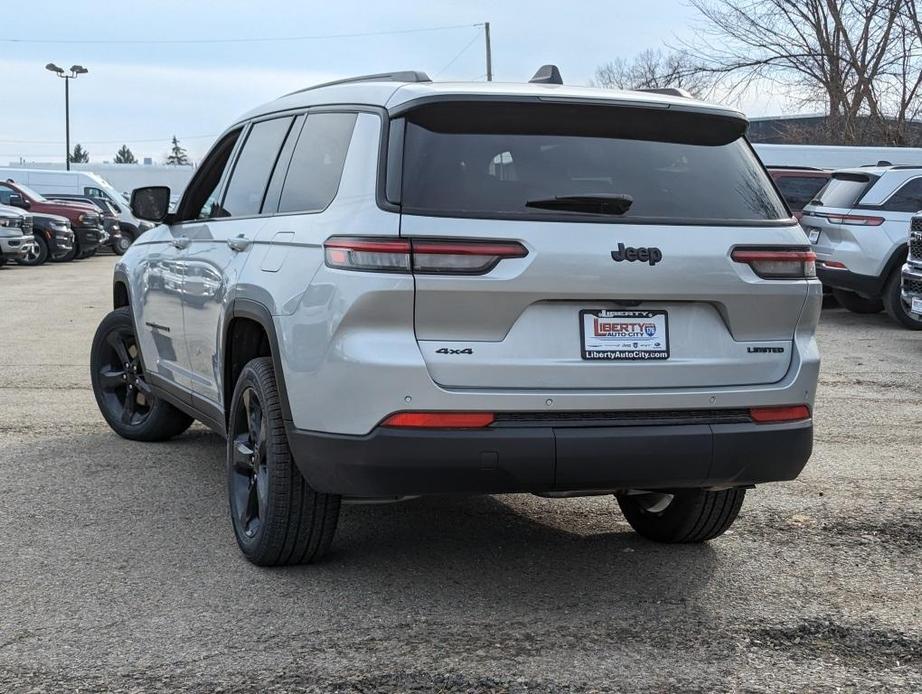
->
[0,168,152,239]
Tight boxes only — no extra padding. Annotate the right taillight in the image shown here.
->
[324,236,527,275]
[731,248,816,279]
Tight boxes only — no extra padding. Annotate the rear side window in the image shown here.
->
[884,178,922,213]
[396,101,788,224]
[222,117,294,217]
[813,173,875,209]
[775,175,828,211]
[277,112,357,214]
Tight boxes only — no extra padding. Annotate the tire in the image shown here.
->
[16,235,49,266]
[882,268,922,330]
[90,307,193,441]
[227,356,341,566]
[831,288,883,314]
[617,488,746,543]
[77,245,98,260]
[112,233,132,255]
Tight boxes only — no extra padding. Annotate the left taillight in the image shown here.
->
[821,213,884,226]
[324,236,527,275]
[323,237,412,273]
[731,248,816,279]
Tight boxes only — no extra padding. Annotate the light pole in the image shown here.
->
[45,63,88,171]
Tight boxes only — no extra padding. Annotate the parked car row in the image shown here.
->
[0,174,155,268]
[768,163,922,329]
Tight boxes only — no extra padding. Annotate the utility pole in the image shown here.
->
[45,63,88,170]
[65,77,70,169]
[484,22,492,81]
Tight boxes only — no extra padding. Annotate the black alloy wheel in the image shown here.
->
[95,324,154,428]
[230,387,269,540]
[90,307,193,441]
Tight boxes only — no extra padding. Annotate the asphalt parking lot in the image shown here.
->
[1,254,920,693]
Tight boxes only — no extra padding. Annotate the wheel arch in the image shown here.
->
[881,243,909,289]
[222,299,292,423]
[113,268,131,309]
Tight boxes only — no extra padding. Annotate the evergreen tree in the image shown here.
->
[165,136,190,165]
[114,144,137,164]
[69,144,89,163]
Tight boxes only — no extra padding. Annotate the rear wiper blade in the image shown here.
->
[525,193,633,215]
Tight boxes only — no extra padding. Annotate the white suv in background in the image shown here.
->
[90,69,821,566]
[802,165,922,328]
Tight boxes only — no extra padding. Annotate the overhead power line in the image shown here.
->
[434,30,484,78]
[0,23,482,45]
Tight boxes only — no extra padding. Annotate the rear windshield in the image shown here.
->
[395,101,789,224]
[774,175,829,211]
[810,173,875,209]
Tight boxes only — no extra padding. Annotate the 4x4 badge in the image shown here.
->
[611,243,663,266]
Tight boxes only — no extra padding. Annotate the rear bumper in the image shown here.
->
[287,418,813,496]
[816,265,882,297]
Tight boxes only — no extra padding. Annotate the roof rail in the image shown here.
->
[635,87,692,99]
[284,71,431,97]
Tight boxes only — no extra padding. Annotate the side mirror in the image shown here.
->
[130,186,171,223]
[8,193,28,209]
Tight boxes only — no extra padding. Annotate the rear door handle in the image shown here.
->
[171,236,191,249]
[227,235,252,252]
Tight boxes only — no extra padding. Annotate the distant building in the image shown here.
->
[748,113,922,147]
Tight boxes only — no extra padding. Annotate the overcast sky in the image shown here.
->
[0,0,789,165]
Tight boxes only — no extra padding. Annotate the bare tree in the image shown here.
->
[593,49,713,98]
[684,0,922,145]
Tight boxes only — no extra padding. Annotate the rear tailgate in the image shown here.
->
[393,99,809,390]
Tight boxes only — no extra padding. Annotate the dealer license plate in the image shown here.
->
[580,309,669,361]
[911,297,922,315]
[806,227,821,244]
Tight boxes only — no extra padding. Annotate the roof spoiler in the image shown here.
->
[635,87,692,98]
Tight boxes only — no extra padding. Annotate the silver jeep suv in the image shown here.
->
[90,69,821,565]
[801,165,922,328]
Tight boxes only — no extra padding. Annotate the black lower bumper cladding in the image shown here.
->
[287,413,813,497]
[817,266,882,297]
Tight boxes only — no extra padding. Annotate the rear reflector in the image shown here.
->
[818,259,847,270]
[750,405,811,423]
[324,236,527,274]
[731,248,816,279]
[381,412,496,428]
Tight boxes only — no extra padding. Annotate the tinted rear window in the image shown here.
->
[396,102,788,224]
[277,112,357,214]
[774,175,829,211]
[812,174,875,209]
[222,117,294,217]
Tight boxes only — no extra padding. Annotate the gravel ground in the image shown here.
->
[0,255,920,693]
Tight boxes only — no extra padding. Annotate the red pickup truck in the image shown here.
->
[0,179,106,260]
